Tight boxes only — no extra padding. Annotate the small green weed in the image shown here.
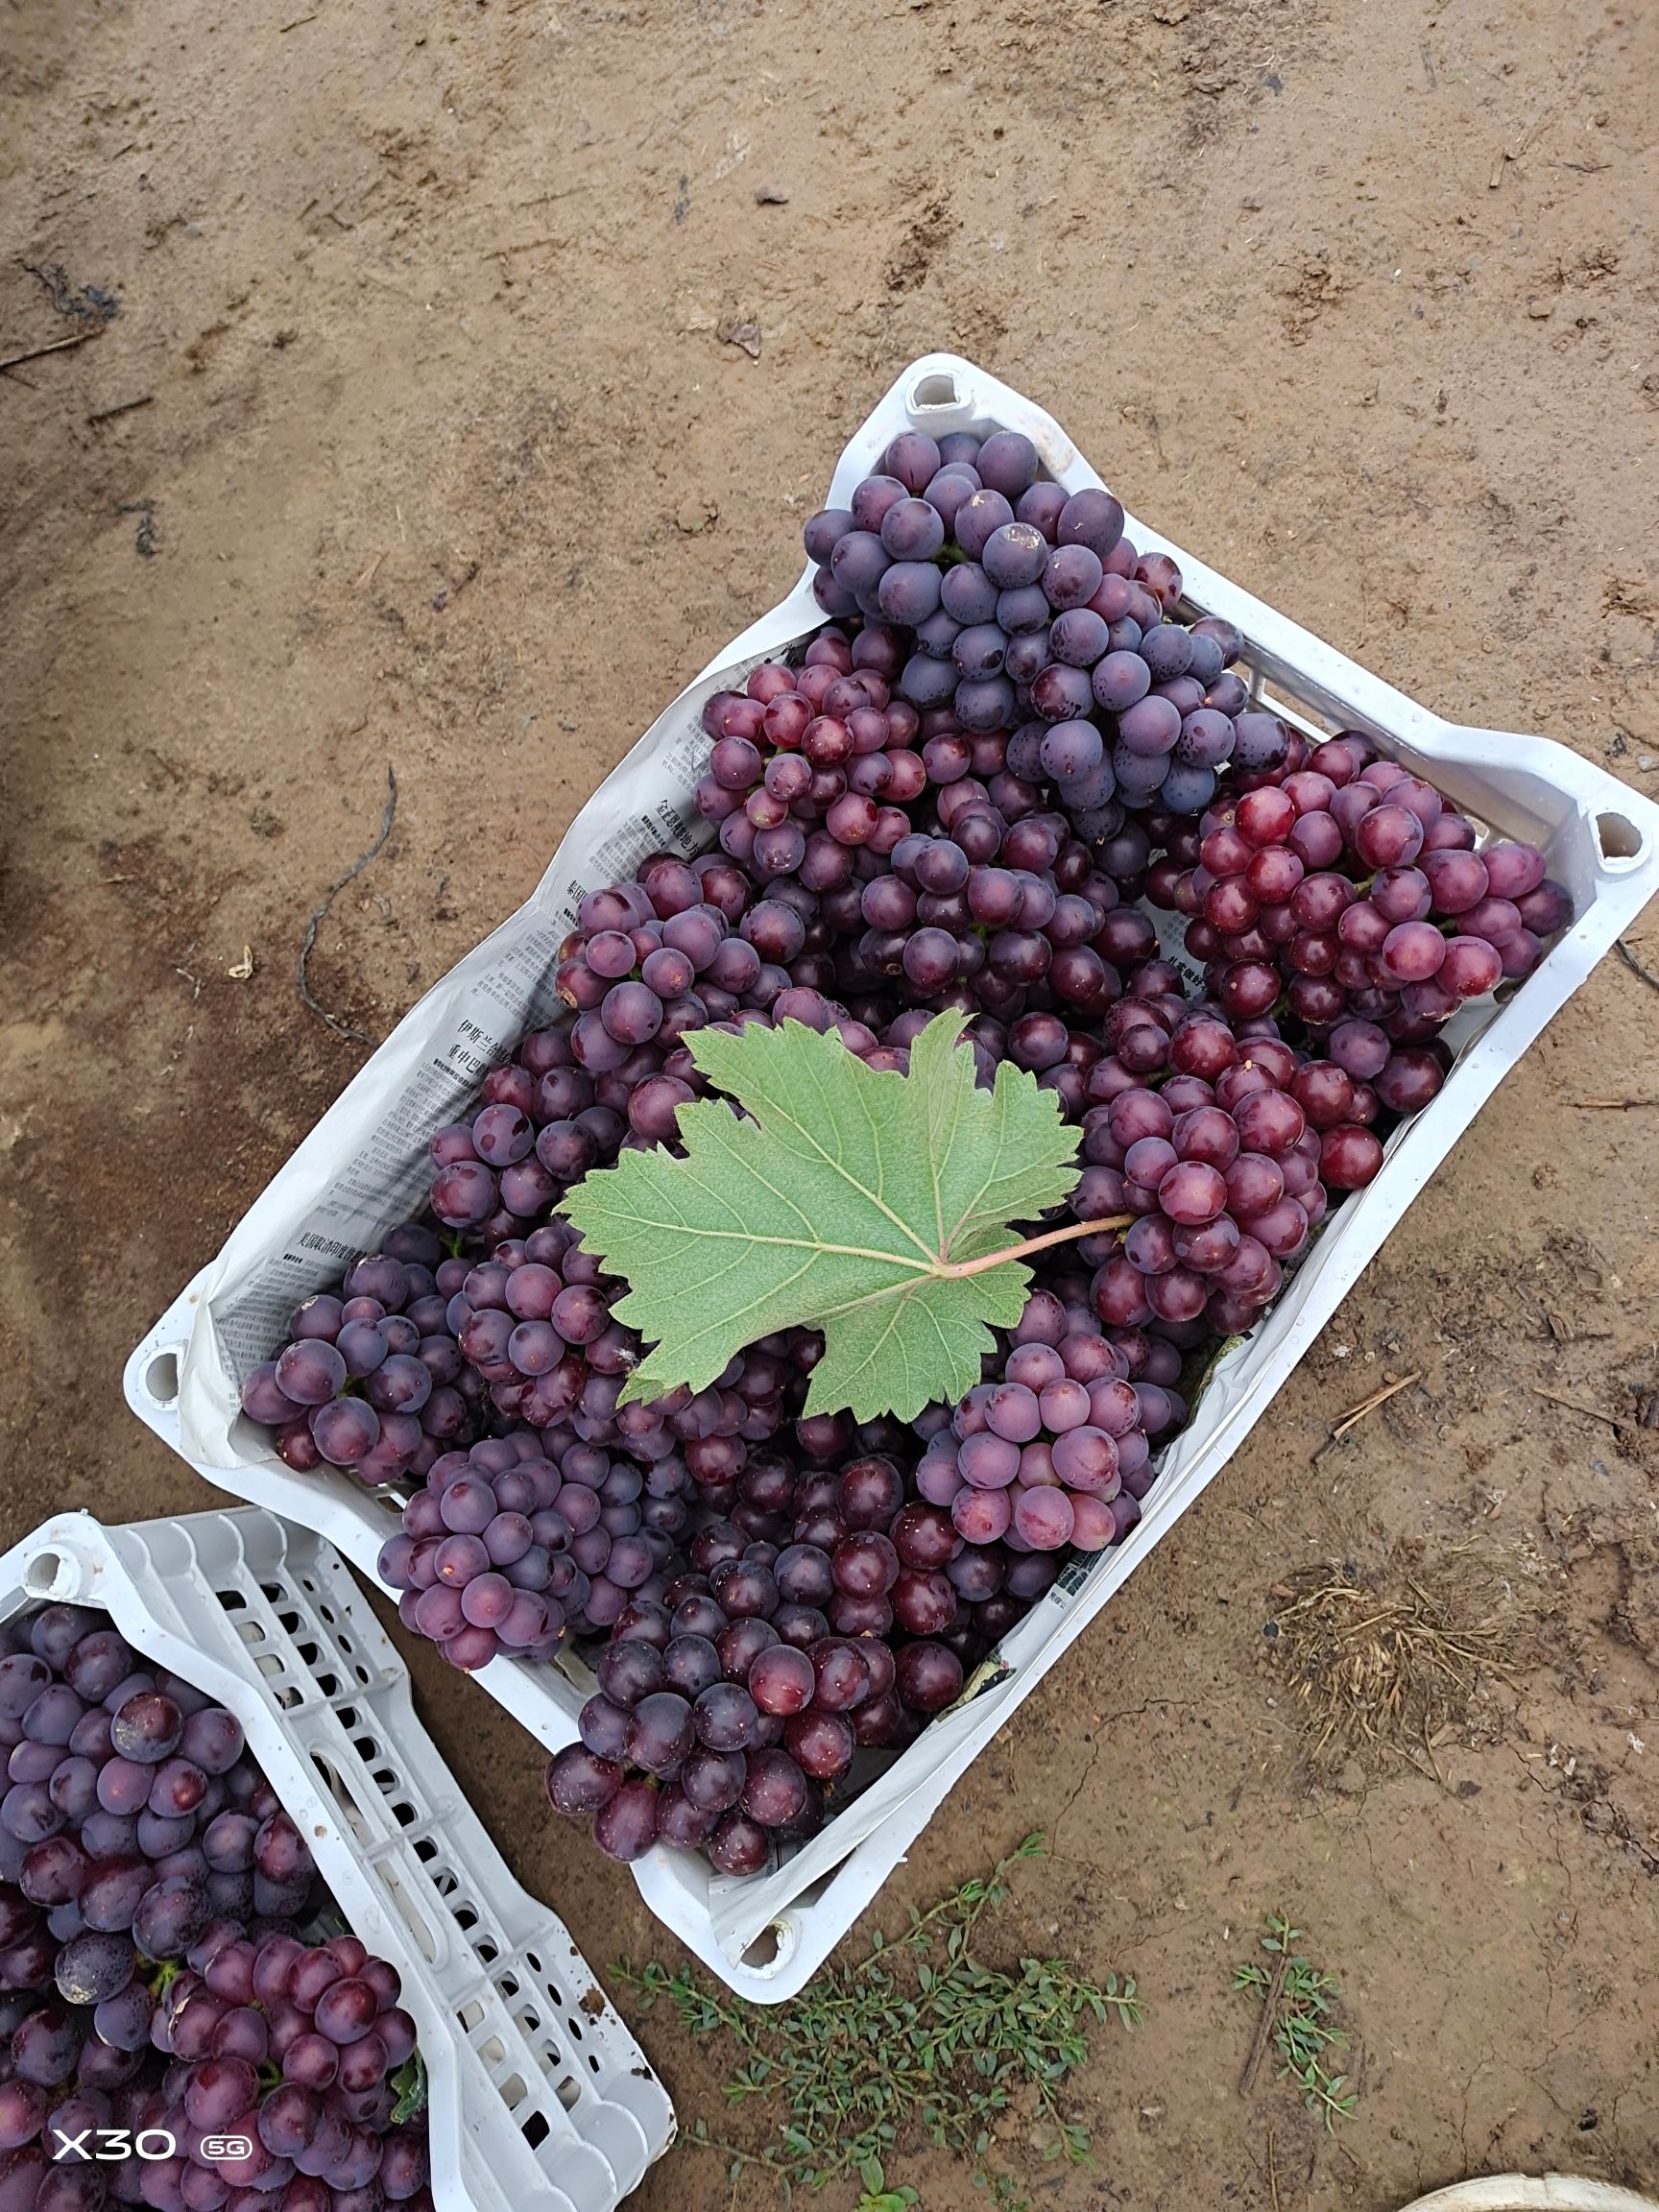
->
[1233,1911,1358,2131]
[615,1833,1142,2210]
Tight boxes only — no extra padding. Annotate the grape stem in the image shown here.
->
[932,1215,1132,1281]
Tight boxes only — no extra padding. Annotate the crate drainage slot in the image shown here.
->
[738,1920,794,1973]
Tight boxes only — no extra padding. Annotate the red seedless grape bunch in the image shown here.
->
[235,424,1574,1879]
[1142,728,1573,1039]
[0,1604,430,2212]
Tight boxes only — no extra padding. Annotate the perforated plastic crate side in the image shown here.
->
[136,1512,671,2200]
[222,1516,666,2140]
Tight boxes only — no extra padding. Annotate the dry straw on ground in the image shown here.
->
[1266,1546,1525,1776]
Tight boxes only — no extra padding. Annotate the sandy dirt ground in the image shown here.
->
[4,0,1659,2204]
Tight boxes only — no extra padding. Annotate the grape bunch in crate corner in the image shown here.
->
[0,1603,431,2212]
[237,426,1574,1879]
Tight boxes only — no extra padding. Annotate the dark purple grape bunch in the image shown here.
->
[241,1204,759,1488]
[1144,726,1574,1040]
[803,426,1256,824]
[543,1446,998,1874]
[1076,1017,1362,1338]
[239,1228,459,1487]
[403,1279,804,1510]
[916,1289,1157,1561]
[1075,604,1249,825]
[429,1219,642,1436]
[844,806,1130,1111]
[428,1017,620,1242]
[0,1607,316,1945]
[421,839,950,1224]
[426,850,754,1245]
[547,861,753,1096]
[378,1428,700,1670]
[146,1925,425,2201]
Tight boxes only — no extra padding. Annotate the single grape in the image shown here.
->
[748,1645,816,1718]
[891,1503,958,1570]
[1011,1487,1075,1551]
[707,1812,769,1876]
[739,1750,808,1828]
[0,2083,46,2152]
[132,1874,211,1960]
[10,2010,81,2089]
[92,1982,154,2054]
[1057,489,1125,558]
[253,1808,311,1883]
[782,1712,854,1782]
[804,510,854,563]
[894,1644,965,1712]
[593,1781,661,1863]
[1051,1426,1120,1495]
[308,1398,381,1466]
[312,1977,377,2046]
[1374,1048,1445,1113]
[1440,935,1503,998]
[1320,1125,1385,1189]
[108,1692,182,1766]
[0,1661,49,1721]
[1378,919,1446,983]
[892,1569,955,1636]
[595,1641,662,1712]
[77,1859,149,1933]
[54,1932,135,2007]
[19,1829,86,1903]
[1158,1161,1227,1226]
[808,1641,870,1714]
[836,1456,905,1528]
[691,1684,757,1754]
[830,1533,899,1599]
[680,1746,746,1815]
[183,2054,260,2130]
[274,1340,348,1408]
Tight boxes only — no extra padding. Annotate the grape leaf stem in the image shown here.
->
[931,1214,1132,1280]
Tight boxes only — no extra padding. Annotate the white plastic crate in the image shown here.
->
[125,354,1659,2002]
[0,1509,673,2210]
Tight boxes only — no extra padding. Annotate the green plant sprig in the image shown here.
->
[615,1834,1142,2210]
[1233,1911,1358,2131]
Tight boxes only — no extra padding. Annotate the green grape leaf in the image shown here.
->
[391,2050,428,2124]
[562,1012,1083,1422]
